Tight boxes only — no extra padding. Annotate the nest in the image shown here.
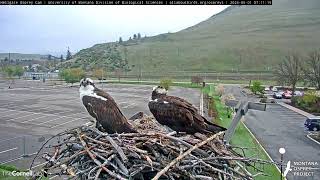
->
[30,116,272,180]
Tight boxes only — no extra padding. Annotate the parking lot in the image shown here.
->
[0,80,201,169]
[224,85,320,180]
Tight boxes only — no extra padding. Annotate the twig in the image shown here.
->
[152,132,224,180]
[105,135,128,163]
[77,130,127,180]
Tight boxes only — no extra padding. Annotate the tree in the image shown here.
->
[133,34,137,40]
[66,47,72,60]
[59,68,85,86]
[14,66,24,79]
[119,37,123,44]
[137,33,141,39]
[129,37,132,41]
[303,50,320,90]
[250,81,264,95]
[160,78,173,90]
[48,54,52,61]
[60,55,64,63]
[93,68,106,82]
[275,53,302,94]
[4,66,14,88]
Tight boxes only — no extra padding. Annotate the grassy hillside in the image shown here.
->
[0,53,47,61]
[65,0,320,73]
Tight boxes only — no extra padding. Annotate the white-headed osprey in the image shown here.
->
[148,86,227,134]
[79,78,137,133]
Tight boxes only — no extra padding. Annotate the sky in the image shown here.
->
[0,5,229,56]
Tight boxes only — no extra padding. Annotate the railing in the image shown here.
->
[0,135,47,165]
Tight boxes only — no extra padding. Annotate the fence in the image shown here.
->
[0,135,49,165]
[108,71,274,81]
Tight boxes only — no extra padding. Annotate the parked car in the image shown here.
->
[283,92,292,99]
[273,92,283,99]
[272,87,278,92]
[294,91,303,96]
[278,90,285,95]
[304,117,320,131]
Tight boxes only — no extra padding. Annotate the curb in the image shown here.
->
[200,92,204,116]
[277,102,315,118]
[307,134,320,145]
[242,122,286,179]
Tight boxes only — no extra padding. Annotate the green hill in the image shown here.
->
[0,53,47,61]
[65,0,320,74]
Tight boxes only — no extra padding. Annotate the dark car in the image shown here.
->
[304,117,320,131]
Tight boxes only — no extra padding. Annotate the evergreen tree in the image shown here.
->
[60,55,64,63]
[119,37,123,44]
[66,47,72,60]
[48,54,52,61]
[133,34,137,40]
[137,33,141,39]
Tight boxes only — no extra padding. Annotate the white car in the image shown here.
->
[273,92,282,99]
[294,91,303,96]
[272,87,278,92]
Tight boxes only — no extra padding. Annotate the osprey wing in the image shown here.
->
[161,96,227,133]
[82,89,136,133]
[148,97,200,133]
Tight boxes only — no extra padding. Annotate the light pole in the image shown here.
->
[279,147,286,180]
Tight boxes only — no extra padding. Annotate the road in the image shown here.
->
[0,80,201,169]
[224,85,320,180]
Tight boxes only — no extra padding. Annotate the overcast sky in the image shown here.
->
[0,5,229,55]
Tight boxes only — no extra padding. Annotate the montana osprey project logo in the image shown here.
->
[283,161,292,177]
[282,160,319,177]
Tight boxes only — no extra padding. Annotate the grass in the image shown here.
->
[212,95,281,179]
[202,84,280,179]
[0,165,28,180]
[65,0,320,72]
[0,53,46,61]
[101,79,203,89]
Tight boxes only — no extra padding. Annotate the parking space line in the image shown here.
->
[31,162,47,169]
[122,103,136,109]
[0,147,18,154]
[36,116,73,126]
[0,111,27,118]
[20,115,51,123]
[50,118,83,129]
[5,112,43,122]
[0,107,87,123]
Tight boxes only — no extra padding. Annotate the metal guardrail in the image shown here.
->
[224,100,266,144]
[0,135,44,165]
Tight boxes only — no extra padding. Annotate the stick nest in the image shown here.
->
[30,116,271,180]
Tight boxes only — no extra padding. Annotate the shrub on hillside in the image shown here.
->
[291,91,320,113]
[160,78,173,90]
[216,84,224,97]
[191,76,203,84]
[250,81,264,95]
[59,68,85,85]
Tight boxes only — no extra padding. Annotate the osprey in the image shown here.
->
[79,78,136,133]
[148,86,227,134]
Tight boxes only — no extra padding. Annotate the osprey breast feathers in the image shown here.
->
[79,85,107,101]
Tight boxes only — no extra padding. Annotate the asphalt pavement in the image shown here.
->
[0,80,201,169]
[224,85,320,180]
